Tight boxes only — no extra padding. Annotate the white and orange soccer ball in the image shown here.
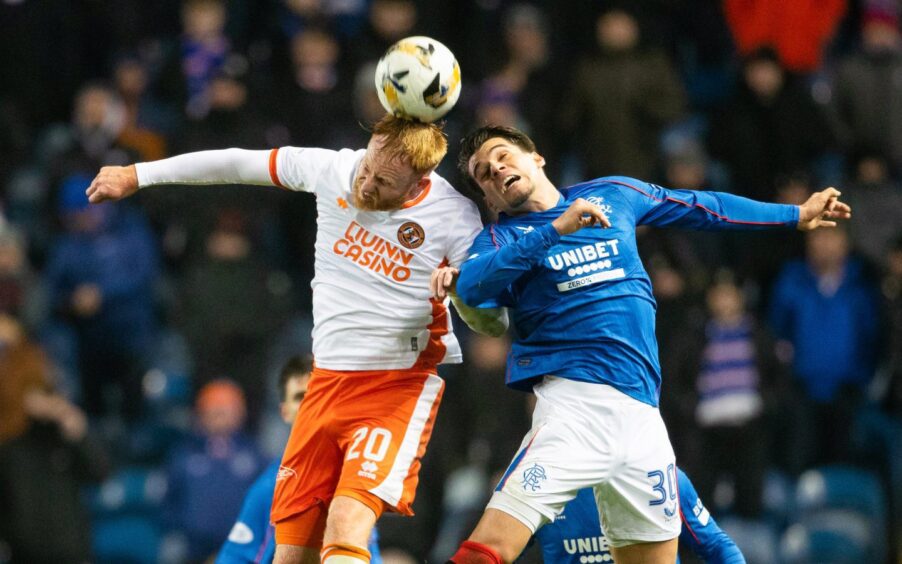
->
[374,36,461,123]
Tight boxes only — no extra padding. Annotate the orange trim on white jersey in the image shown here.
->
[269,148,287,189]
[401,179,432,209]
[411,257,450,370]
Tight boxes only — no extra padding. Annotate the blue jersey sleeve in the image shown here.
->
[606,177,799,231]
[456,223,561,308]
[678,470,746,564]
[215,461,279,564]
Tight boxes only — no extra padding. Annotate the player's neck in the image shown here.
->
[510,181,560,215]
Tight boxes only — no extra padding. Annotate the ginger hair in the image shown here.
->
[371,114,448,175]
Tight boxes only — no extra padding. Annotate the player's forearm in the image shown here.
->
[456,224,560,306]
[135,148,274,188]
[450,296,508,337]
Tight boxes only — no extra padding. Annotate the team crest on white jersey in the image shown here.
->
[397,221,425,249]
[523,463,547,491]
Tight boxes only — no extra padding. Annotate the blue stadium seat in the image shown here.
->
[792,466,887,560]
[89,466,168,516]
[716,516,780,564]
[794,465,885,523]
[779,512,871,564]
[762,468,794,527]
[92,514,161,564]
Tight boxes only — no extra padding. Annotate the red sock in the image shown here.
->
[447,540,504,564]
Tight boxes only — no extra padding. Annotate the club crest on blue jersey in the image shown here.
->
[523,463,547,491]
[585,195,614,218]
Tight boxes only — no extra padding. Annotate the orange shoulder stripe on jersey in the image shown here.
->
[401,179,432,209]
[269,148,287,189]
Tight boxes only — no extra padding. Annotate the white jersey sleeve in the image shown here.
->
[444,198,483,268]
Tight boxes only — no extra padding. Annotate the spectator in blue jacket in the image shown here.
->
[43,173,160,422]
[769,226,881,472]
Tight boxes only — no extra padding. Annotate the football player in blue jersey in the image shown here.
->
[433,125,850,564]
[531,468,744,564]
[215,356,381,563]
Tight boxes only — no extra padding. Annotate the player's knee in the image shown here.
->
[324,495,379,544]
[274,543,320,564]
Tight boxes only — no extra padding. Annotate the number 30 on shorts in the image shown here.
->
[346,426,393,462]
[647,463,677,506]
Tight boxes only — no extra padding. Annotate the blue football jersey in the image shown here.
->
[456,177,798,406]
[216,458,382,563]
[532,468,745,563]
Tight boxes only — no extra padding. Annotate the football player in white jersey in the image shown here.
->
[88,115,506,564]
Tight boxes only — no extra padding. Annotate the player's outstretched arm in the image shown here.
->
[87,149,276,204]
[796,187,851,231]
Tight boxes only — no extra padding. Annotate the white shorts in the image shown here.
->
[488,376,680,547]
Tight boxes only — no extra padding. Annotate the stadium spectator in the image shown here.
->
[0,221,46,332]
[884,234,902,416]
[708,47,834,202]
[829,3,902,179]
[475,5,562,179]
[0,315,110,563]
[158,0,234,120]
[348,0,418,68]
[179,209,293,427]
[671,273,786,517]
[845,151,902,265]
[43,174,160,422]
[561,7,686,180]
[267,26,356,149]
[164,379,265,563]
[112,56,176,158]
[769,226,881,472]
[178,62,270,153]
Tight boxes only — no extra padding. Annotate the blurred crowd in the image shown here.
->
[1,0,902,563]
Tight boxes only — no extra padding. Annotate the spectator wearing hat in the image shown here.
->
[164,379,265,563]
[43,173,160,422]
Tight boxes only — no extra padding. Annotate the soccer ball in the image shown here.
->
[375,36,462,123]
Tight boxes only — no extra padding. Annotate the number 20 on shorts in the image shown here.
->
[346,426,393,462]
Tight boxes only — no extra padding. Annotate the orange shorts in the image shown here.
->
[271,366,444,547]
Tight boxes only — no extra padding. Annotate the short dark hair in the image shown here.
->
[278,355,313,401]
[458,125,536,191]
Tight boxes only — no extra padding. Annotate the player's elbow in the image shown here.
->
[481,311,509,337]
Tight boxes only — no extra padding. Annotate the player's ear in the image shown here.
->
[533,152,546,168]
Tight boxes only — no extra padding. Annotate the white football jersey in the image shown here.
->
[271,146,483,370]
